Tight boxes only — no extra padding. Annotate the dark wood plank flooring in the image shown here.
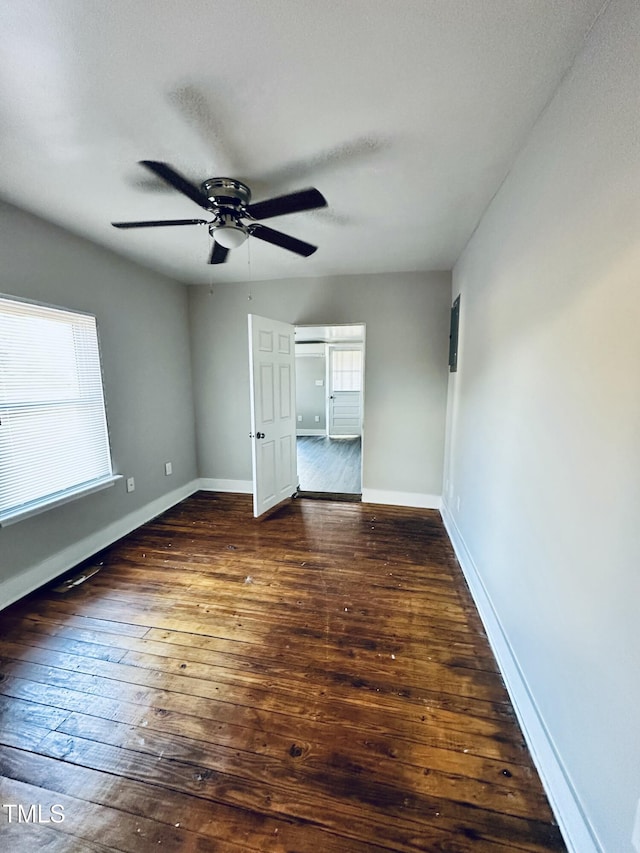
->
[0,492,564,851]
[297,436,361,493]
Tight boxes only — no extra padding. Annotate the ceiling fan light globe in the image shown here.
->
[214,226,247,249]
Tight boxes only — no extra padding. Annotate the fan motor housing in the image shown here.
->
[201,177,251,210]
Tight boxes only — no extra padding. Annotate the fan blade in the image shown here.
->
[245,188,327,220]
[112,219,208,228]
[209,240,229,264]
[249,224,317,257]
[140,161,212,211]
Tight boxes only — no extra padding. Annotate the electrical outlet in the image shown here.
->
[632,797,640,852]
[126,477,135,493]
[456,495,461,512]
[297,414,303,422]
[314,415,320,422]
[164,461,173,476]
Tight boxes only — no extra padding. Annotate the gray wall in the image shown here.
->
[189,271,451,498]
[295,347,327,432]
[0,201,198,592]
[443,1,640,849]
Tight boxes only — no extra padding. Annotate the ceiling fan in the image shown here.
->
[112,161,327,264]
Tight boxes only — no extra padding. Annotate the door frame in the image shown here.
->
[294,323,366,496]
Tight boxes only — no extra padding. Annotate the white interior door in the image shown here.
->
[328,346,363,436]
[248,314,297,517]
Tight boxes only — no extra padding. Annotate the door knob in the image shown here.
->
[256,431,265,439]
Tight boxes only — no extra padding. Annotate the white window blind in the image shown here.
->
[331,348,363,392]
[0,295,115,525]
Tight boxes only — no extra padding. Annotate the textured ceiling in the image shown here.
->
[0,0,604,285]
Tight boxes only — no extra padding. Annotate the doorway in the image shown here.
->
[294,324,365,497]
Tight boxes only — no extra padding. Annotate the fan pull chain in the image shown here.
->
[246,235,253,302]
[209,235,215,296]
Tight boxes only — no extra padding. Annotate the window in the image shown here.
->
[331,348,363,392]
[0,295,117,526]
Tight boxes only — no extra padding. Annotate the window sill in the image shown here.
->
[0,475,123,527]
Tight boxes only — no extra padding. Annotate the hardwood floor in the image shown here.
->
[297,436,361,493]
[0,493,565,852]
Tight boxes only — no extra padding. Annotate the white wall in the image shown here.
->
[443,1,640,850]
[0,201,198,604]
[189,271,450,504]
[295,347,327,433]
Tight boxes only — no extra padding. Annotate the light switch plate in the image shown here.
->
[315,379,324,386]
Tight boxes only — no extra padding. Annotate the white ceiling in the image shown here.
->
[0,0,604,286]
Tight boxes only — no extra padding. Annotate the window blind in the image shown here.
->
[331,348,363,392]
[0,295,114,524]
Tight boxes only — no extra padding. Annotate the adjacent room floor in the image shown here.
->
[296,435,361,494]
[0,493,564,851]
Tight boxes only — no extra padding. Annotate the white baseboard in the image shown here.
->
[296,429,326,436]
[0,480,200,611]
[440,501,601,853]
[361,488,441,509]
[198,478,253,494]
